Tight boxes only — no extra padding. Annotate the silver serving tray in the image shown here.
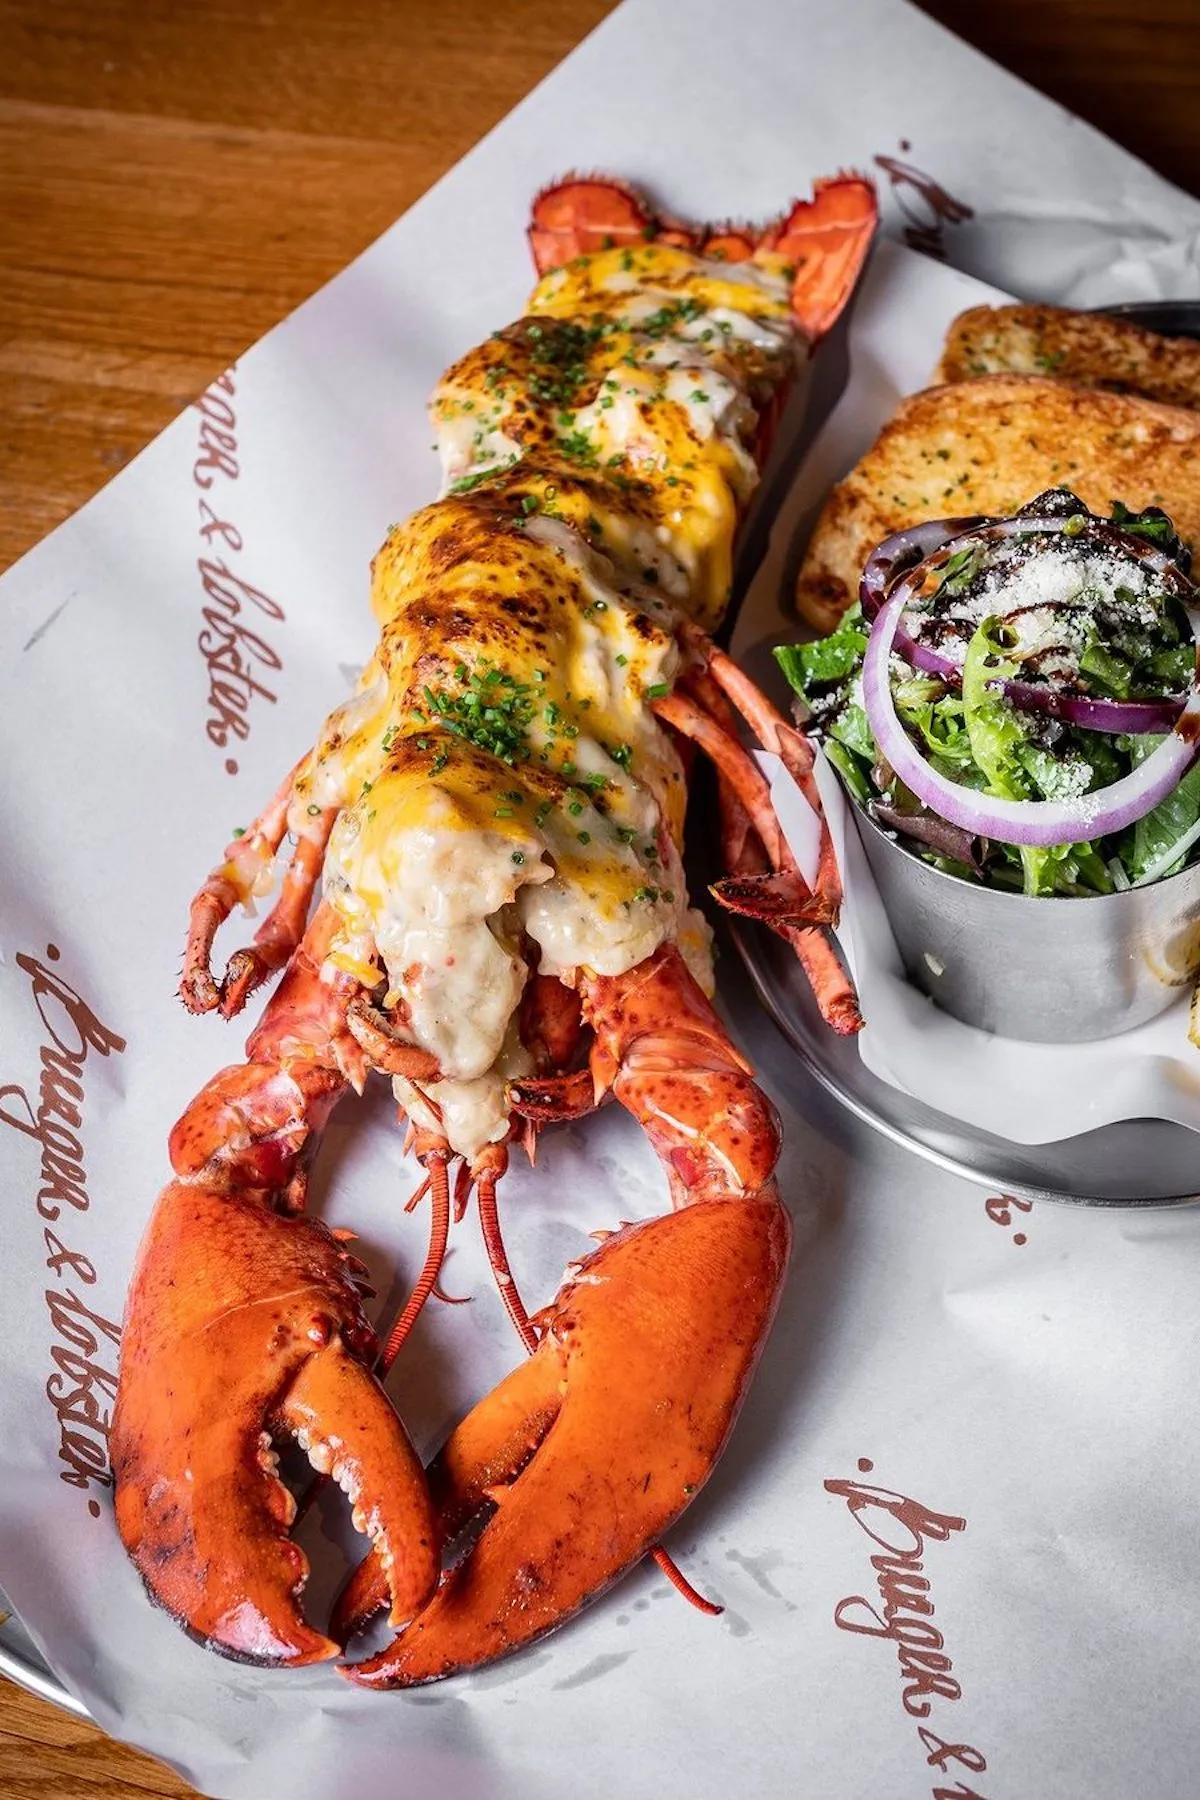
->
[733,915,1200,1206]
[0,1600,86,1718]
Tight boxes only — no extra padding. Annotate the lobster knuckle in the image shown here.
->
[167,1064,304,1180]
[167,1061,343,1185]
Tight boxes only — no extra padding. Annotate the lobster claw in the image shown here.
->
[111,1179,440,1666]
[342,1189,790,1687]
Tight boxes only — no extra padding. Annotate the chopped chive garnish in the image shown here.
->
[419,665,536,765]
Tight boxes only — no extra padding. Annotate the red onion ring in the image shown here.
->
[891,621,958,680]
[858,518,982,621]
[996,681,1183,735]
[862,581,1200,848]
[865,511,1192,734]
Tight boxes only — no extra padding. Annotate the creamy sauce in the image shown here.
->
[287,241,798,1158]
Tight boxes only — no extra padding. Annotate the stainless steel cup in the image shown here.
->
[855,808,1200,1043]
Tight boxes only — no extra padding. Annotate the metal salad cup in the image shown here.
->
[855,807,1200,1043]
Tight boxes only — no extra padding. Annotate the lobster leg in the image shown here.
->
[672,656,862,1034]
[217,810,339,1019]
[179,751,337,1020]
[343,944,790,1688]
[111,908,441,1665]
[180,757,300,1015]
[687,632,843,914]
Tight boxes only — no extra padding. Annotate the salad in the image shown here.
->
[777,488,1200,898]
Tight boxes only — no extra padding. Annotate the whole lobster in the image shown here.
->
[110,171,876,1686]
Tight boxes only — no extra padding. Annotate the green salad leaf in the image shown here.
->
[1125,737,1200,884]
[828,699,876,762]
[823,737,872,803]
[960,617,1100,895]
[935,543,985,598]
[892,678,976,776]
[961,619,1033,794]
[774,609,868,690]
[1108,500,1189,564]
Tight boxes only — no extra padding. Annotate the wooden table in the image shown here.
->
[0,0,1195,1792]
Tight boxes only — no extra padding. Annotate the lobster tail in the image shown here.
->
[529,170,877,339]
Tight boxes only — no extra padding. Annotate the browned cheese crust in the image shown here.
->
[795,375,1200,632]
[935,304,1200,412]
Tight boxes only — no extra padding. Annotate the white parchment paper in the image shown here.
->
[2,2,1200,1796]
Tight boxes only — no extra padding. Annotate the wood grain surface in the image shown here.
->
[0,0,1196,1793]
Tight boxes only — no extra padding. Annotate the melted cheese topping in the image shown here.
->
[295,243,799,1157]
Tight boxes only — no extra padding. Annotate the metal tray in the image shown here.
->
[0,1601,86,1719]
[1098,299,1200,337]
[734,916,1200,1206]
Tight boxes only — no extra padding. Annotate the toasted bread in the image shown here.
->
[936,304,1200,413]
[795,375,1200,632]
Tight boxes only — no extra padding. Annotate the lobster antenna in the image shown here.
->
[650,1548,724,1616]
[293,1157,449,1534]
[476,1168,538,1354]
[377,1155,452,1376]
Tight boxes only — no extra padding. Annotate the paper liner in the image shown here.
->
[2,2,1200,1795]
